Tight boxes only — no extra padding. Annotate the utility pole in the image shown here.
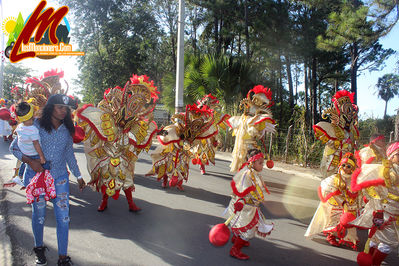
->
[0,0,4,98]
[175,0,184,113]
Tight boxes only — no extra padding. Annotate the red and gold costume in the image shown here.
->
[228,85,275,172]
[350,142,399,265]
[313,90,359,178]
[76,74,159,211]
[227,152,273,260]
[191,94,231,174]
[305,153,362,250]
[147,104,218,190]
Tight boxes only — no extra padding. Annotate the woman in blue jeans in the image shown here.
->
[10,94,86,266]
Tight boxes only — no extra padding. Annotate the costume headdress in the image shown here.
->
[240,85,274,115]
[24,69,68,110]
[386,142,399,160]
[321,90,358,129]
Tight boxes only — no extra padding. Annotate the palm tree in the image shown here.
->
[376,73,399,118]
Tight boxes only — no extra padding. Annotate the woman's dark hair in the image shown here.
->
[246,148,262,160]
[15,101,31,117]
[39,104,75,136]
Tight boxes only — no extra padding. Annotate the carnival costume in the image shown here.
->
[350,142,399,266]
[147,104,217,190]
[313,90,359,178]
[191,94,231,174]
[305,153,362,250]
[76,74,159,212]
[228,85,275,173]
[226,152,273,259]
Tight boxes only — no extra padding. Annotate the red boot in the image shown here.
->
[200,164,206,175]
[162,175,168,188]
[97,193,109,212]
[177,180,184,191]
[230,236,250,260]
[232,234,250,247]
[124,188,141,212]
[326,233,340,247]
[372,249,388,266]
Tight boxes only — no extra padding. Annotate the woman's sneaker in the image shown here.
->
[33,246,48,265]
[57,256,73,266]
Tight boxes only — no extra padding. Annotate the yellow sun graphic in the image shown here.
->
[2,17,17,36]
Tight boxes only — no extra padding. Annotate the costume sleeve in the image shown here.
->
[9,135,23,161]
[65,135,82,179]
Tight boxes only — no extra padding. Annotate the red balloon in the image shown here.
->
[266,160,274,169]
[340,212,356,228]
[357,252,373,266]
[209,223,230,246]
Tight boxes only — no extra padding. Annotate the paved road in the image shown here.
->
[0,140,398,266]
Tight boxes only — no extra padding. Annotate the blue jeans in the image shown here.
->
[24,166,70,256]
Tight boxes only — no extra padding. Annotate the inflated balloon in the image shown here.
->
[209,223,230,246]
[266,160,274,169]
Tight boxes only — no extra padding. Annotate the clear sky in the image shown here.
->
[1,0,398,118]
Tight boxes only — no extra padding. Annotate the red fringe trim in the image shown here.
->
[350,168,385,192]
[254,117,276,125]
[157,135,180,146]
[231,180,256,197]
[231,209,259,234]
[365,157,375,164]
[318,186,341,203]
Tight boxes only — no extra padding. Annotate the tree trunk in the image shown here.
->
[350,42,358,104]
[311,56,318,126]
[384,100,388,118]
[304,63,309,121]
[214,15,219,55]
[244,0,250,60]
[286,55,294,109]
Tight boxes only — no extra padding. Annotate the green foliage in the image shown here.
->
[2,63,32,100]
[376,73,399,117]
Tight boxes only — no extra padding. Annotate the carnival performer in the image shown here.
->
[147,103,217,190]
[228,85,275,173]
[355,134,386,167]
[305,152,362,250]
[313,90,359,178]
[76,74,158,212]
[191,94,231,175]
[350,142,399,266]
[10,94,85,266]
[226,149,274,260]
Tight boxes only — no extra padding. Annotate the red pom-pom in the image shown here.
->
[340,212,356,227]
[357,252,373,266]
[0,107,11,121]
[209,223,230,246]
[73,126,85,143]
[266,160,274,169]
[169,176,178,187]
